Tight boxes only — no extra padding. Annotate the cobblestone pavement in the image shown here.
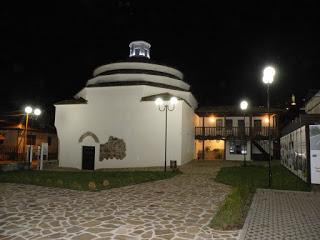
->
[241,189,320,240]
[0,161,240,240]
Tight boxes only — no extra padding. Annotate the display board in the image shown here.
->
[280,126,307,182]
[309,125,320,184]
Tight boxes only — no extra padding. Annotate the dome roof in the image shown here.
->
[86,41,190,91]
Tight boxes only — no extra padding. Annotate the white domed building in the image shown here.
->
[55,41,198,170]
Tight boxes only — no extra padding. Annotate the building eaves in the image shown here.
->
[141,92,191,107]
[54,97,87,105]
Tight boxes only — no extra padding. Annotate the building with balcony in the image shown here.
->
[194,105,281,161]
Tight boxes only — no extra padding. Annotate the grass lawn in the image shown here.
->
[210,162,311,230]
[0,170,180,191]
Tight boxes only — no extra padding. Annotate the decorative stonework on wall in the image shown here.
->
[79,131,100,143]
[100,136,126,161]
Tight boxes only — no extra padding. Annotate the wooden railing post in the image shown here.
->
[202,117,205,160]
[194,126,279,140]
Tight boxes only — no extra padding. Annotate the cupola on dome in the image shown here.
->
[129,41,151,59]
[87,41,190,91]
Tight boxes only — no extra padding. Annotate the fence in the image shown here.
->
[0,146,57,161]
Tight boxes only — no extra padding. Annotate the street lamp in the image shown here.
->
[34,108,41,116]
[24,106,41,169]
[155,96,178,172]
[240,100,248,166]
[262,66,275,187]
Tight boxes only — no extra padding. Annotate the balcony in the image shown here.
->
[195,127,278,140]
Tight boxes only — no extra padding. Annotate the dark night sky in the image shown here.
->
[1,1,320,119]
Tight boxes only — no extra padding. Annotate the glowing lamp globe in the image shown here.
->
[155,97,164,106]
[264,117,270,123]
[170,97,178,105]
[240,100,248,111]
[262,66,276,84]
[34,108,41,116]
[25,106,33,114]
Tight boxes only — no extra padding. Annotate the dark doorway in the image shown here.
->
[238,119,245,136]
[82,146,95,170]
[254,119,262,135]
[225,119,233,136]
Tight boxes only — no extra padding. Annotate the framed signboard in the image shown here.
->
[280,126,307,182]
[309,125,320,184]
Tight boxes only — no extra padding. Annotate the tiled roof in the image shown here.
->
[196,105,284,116]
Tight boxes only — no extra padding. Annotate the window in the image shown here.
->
[216,119,223,127]
[254,119,262,135]
[225,119,233,135]
[134,48,140,56]
[226,119,233,129]
[27,135,36,145]
[238,119,245,136]
[238,119,245,128]
[254,120,262,130]
[229,140,247,154]
[48,136,52,146]
[216,119,223,135]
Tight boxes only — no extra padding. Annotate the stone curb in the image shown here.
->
[239,189,259,240]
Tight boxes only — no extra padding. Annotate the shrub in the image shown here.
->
[56,179,64,187]
[102,179,110,187]
[46,179,52,185]
[88,181,96,191]
[71,181,82,190]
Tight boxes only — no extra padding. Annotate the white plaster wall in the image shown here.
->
[194,140,203,159]
[193,114,201,127]
[196,116,276,128]
[180,102,195,165]
[204,117,224,127]
[225,140,251,161]
[252,116,274,127]
[225,117,250,127]
[252,143,261,154]
[251,140,273,155]
[55,85,195,169]
[55,105,88,169]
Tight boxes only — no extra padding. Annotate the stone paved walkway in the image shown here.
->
[0,161,240,240]
[240,189,320,240]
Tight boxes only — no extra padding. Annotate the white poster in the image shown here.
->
[280,126,307,182]
[309,125,320,184]
[41,143,48,156]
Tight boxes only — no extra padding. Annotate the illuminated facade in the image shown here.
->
[194,106,280,161]
[0,123,57,161]
[55,41,197,170]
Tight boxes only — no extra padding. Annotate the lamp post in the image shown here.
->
[240,100,248,166]
[155,96,178,172]
[24,106,41,169]
[262,66,275,187]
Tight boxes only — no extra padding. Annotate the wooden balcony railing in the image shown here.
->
[195,127,277,139]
